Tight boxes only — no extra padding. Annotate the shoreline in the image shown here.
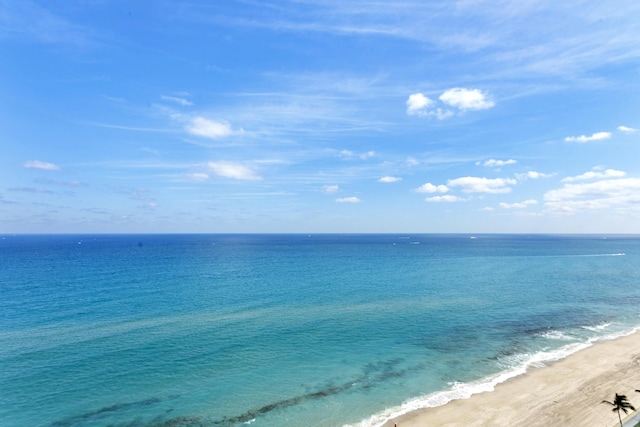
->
[381,331,640,427]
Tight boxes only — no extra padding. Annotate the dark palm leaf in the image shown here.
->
[602,394,636,427]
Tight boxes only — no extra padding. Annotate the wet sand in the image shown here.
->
[384,331,640,427]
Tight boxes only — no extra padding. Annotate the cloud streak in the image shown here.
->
[562,168,626,182]
[208,161,262,180]
[187,117,240,139]
[23,160,60,171]
[478,159,517,168]
[425,195,465,202]
[564,132,612,143]
[161,95,194,106]
[336,196,361,203]
[500,199,538,209]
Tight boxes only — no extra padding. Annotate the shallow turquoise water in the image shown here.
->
[2,234,640,426]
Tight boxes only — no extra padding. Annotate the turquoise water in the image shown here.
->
[2,234,640,427]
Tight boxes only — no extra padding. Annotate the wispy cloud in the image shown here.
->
[515,171,554,180]
[187,117,242,139]
[562,168,626,182]
[84,122,175,133]
[336,196,361,203]
[188,1,640,79]
[406,157,420,167]
[191,81,391,141]
[425,195,466,202]
[161,95,194,106]
[339,150,376,160]
[322,184,340,194]
[23,160,60,171]
[208,161,262,180]
[564,132,612,143]
[187,173,210,182]
[0,0,93,45]
[477,159,517,168]
[8,187,53,194]
[500,199,538,209]
[618,125,637,133]
[35,178,84,187]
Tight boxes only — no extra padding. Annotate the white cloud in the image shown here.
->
[431,108,455,120]
[207,161,262,180]
[500,199,538,209]
[23,160,60,171]
[186,117,239,139]
[406,93,434,115]
[340,150,376,160]
[35,178,83,187]
[516,171,554,180]
[407,88,493,119]
[188,173,210,182]
[414,182,449,193]
[161,95,193,106]
[447,177,516,193]
[406,157,420,167]
[564,132,612,143]
[336,196,361,203]
[322,184,340,194]
[544,178,640,214]
[8,186,53,194]
[439,88,495,110]
[425,195,466,202]
[360,151,376,160]
[480,207,495,211]
[562,168,626,182]
[618,126,637,133]
[478,159,517,167]
[378,176,402,183]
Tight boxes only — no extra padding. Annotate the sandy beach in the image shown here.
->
[384,331,640,427]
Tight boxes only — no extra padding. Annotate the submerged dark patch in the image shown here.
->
[51,397,163,427]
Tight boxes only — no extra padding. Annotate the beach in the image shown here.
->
[384,331,640,427]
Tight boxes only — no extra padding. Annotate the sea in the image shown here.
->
[2,234,640,427]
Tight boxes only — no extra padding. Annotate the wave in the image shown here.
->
[578,253,626,257]
[566,252,626,257]
[535,330,575,340]
[582,322,611,332]
[346,325,640,427]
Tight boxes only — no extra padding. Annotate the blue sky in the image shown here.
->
[1,0,640,233]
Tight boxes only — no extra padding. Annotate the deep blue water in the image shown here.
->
[2,234,640,426]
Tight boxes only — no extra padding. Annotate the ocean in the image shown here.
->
[2,234,640,427]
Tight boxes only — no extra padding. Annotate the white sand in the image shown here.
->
[383,332,640,427]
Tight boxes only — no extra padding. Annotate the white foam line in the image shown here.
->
[347,325,640,427]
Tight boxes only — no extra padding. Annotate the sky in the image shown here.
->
[1,0,640,234]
